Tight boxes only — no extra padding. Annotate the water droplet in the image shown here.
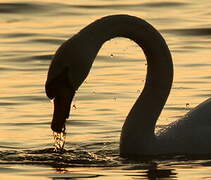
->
[186,103,190,109]
[73,104,77,109]
[53,131,66,152]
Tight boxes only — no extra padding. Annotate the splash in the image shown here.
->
[53,131,66,152]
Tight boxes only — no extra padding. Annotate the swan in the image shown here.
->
[45,14,211,157]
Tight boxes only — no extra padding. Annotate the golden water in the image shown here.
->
[0,0,211,179]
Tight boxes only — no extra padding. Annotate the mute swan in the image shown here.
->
[45,14,211,157]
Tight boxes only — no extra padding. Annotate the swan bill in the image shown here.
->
[51,87,75,133]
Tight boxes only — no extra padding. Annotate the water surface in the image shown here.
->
[1,0,211,179]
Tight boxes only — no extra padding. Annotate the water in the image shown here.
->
[0,0,211,179]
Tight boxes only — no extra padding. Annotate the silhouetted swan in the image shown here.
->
[45,15,211,156]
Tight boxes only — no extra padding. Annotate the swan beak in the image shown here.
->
[51,88,75,133]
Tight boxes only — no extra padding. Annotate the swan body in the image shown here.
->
[45,14,211,157]
[157,98,211,155]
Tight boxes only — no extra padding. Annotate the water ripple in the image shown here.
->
[4,54,53,64]
[180,63,211,67]
[0,148,117,168]
[1,32,39,38]
[31,38,64,45]
[142,2,187,7]
[0,3,47,14]
[0,95,46,103]
[0,102,20,106]
[71,2,187,10]
[0,1,187,15]
[162,28,211,36]
[0,2,86,16]
[33,54,53,61]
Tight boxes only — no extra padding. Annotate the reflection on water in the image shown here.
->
[2,148,211,180]
[0,0,211,179]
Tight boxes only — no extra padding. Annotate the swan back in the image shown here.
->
[157,98,211,155]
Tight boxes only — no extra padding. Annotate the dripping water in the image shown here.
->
[53,131,66,152]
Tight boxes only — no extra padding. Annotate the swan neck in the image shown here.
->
[80,15,173,154]
[81,15,173,129]
[69,15,173,155]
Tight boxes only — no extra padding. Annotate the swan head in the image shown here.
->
[46,68,75,133]
[45,34,97,132]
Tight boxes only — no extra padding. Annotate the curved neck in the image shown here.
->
[69,15,173,153]
[80,15,172,125]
